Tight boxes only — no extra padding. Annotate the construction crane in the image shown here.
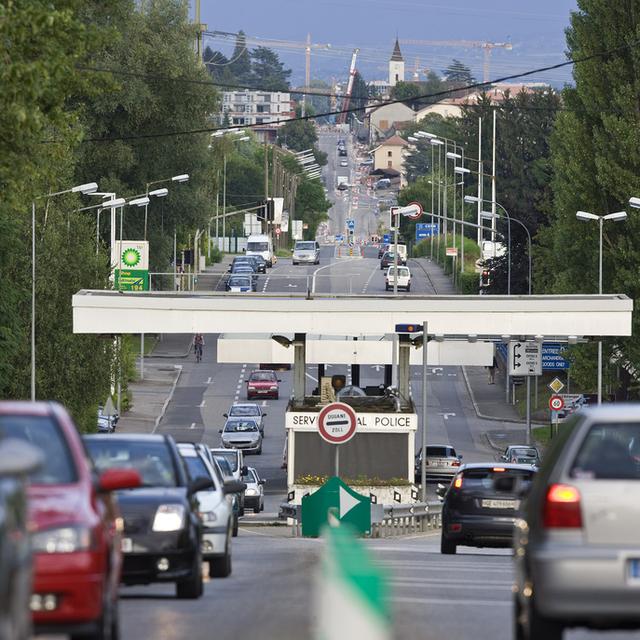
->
[338,49,359,125]
[399,39,512,83]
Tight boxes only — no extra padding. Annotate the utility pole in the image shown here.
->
[302,33,311,118]
[264,140,270,237]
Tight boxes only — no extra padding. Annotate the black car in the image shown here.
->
[377,244,390,259]
[439,463,536,555]
[231,255,266,274]
[0,439,42,640]
[84,434,212,599]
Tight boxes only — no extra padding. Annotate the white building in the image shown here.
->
[389,38,405,87]
[221,90,295,142]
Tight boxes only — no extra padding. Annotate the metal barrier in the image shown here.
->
[278,501,442,538]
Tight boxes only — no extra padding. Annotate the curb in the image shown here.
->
[152,364,183,433]
[147,338,193,360]
[238,520,288,528]
[461,366,545,426]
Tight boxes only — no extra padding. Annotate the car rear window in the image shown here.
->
[571,422,640,480]
[461,468,535,490]
[182,455,216,489]
[426,446,454,458]
[85,439,178,488]
[296,242,316,250]
[250,371,276,381]
[230,405,259,416]
[0,414,77,484]
[214,451,238,472]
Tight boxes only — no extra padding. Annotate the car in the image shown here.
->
[500,444,541,465]
[243,467,265,514]
[380,251,397,270]
[210,456,240,536]
[232,255,266,274]
[339,159,348,167]
[224,403,267,435]
[377,243,390,259]
[97,405,118,429]
[415,444,463,481]
[228,263,258,285]
[97,415,114,433]
[0,438,43,640]
[439,463,536,555]
[385,265,411,291]
[177,443,238,578]
[292,240,320,265]
[513,405,640,639]
[84,433,208,599]
[219,418,263,455]
[225,274,255,293]
[0,401,140,638]
[336,182,348,191]
[246,369,280,400]
[339,148,347,157]
[211,448,247,517]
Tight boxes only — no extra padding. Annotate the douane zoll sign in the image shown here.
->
[317,402,357,444]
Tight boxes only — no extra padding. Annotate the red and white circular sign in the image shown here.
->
[275,227,281,237]
[549,395,564,411]
[318,402,357,444]
[405,201,424,221]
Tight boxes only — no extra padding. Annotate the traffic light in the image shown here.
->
[389,207,399,230]
[265,199,275,222]
[480,269,492,288]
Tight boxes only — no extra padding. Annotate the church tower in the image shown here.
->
[389,37,405,87]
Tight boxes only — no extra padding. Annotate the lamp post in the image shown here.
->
[144,174,189,240]
[76,198,127,254]
[31,182,98,400]
[576,209,628,405]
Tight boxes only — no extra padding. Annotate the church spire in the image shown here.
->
[391,37,403,62]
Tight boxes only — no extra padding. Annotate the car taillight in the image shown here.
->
[453,475,463,489]
[543,483,582,529]
[452,460,461,467]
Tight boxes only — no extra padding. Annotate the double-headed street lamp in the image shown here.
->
[31,182,99,400]
[576,209,628,405]
[144,174,189,240]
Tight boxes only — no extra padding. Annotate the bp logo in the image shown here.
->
[122,248,142,267]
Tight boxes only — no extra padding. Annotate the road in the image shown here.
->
[116,224,638,639]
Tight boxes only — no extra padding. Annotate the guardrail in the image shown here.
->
[278,501,442,538]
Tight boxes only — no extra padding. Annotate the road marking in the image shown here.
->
[306,372,318,382]
[199,400,205,408]
[447,373,457,377]
[190,422,196,429]
[438,412,456,420]
[261,400,267,407]
[206,376,212,384]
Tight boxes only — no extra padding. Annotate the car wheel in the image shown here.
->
[257,446,263,455]
[440,533,457,555]
[406,285,411,292]
[522,596,564,640]
[514,594,526,640]
[71,585,119,640]
[260,501,264,512]
[254,504,261,514]
[232,515,239,537]
[209,535,232,578]
[176,550,204,599]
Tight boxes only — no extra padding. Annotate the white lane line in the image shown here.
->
[261,400,267,407]
[190,422,196,429]
[361,265,378,294]
[199,400,205,408]
[305,372,318,382]
[206,376,212,384]
[388,578,512,587]
[391,596,510,607]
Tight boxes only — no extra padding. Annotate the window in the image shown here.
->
[387,161,393,168]
[387,151,393,157]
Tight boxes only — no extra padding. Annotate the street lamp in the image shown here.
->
[31,182,98,400]
[76,198,127,253]
[575,209,628,404]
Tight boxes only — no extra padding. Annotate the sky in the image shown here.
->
[195,0,579,87]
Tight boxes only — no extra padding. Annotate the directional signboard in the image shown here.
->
[335,234,344,243]
[382,234,391,244]
[318,402,357,444]
[542,342,570,370]
[301,476,371,537]
[508,341,542,376]
[415,223,439,241]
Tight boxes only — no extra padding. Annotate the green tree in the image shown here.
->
[444,59,475,86]
[228,30,252,85]
[277,118,317,152]
[249,46,291,91]
[295,179,331,239]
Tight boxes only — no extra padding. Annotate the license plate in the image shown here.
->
[121,538,133,553]
[257,390,268,394]
[628,559,640,583]
[482,499,518,509]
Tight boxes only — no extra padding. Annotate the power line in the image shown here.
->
[69,38,639,144]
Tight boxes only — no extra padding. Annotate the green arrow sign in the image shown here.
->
[301,476,371,538]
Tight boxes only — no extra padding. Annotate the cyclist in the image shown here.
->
[193,333,205,363]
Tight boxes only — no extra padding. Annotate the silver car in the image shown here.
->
[415,444,462,481]
[219,418,262,455]
[224,403,266,435]
[243,467,265,514]
[513,405,640,639]
[292,240,320,265]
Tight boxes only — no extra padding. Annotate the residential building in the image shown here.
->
[368,103,415,140]
[220,90,295,142]
[372,135,409,185]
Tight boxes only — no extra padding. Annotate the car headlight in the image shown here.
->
[152,504,185,532]
[245,488,258,496]
[32,526,92,554]
[198,511,218,525]
[269,385,278,390]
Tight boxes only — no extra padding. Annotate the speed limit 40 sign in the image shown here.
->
[549,395,565,412]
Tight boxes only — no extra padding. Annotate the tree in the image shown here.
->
[307,79,331,123]
[277,118,317,152]
[349,71,369,120]
[228,31,252,85]
[249,47,291,91]
[443,59,475,87]
[295,179,331,239]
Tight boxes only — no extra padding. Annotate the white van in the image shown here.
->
[389,243,407,264]
[246,234,275,267]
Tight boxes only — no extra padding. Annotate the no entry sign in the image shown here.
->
[318,402,357,444]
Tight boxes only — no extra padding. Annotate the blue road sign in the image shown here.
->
[335,234,344,242]
[415,223,439,241]
[542,343,569,370]
[346,219,355,230]
[382,234,391,244]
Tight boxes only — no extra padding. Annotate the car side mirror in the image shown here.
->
[435,483,447,498]
[258,479,266,485]
[262,413,267,417]
[223,413,228,418]
[218,429,223,433]
[277,379,282,383]
[223,480,247,495]
[189,476,214,494]
[242,248,246,252]
[241,465,249,476]
[99,468,141,492]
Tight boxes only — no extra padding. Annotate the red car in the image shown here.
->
[246,370,280,400]
[0,402,140,639]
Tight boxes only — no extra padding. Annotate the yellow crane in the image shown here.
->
[399,39,513,83]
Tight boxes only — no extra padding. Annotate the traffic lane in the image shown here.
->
[261,246,335,294]
[119,530,320,640]
[368,536,512,640]
[312,258,378,295]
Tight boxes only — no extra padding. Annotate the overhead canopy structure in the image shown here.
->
[73,291,633,339]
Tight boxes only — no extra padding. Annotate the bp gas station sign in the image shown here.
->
[114,241,149,291]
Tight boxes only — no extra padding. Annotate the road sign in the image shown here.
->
[446,247,458,257]
[382,234,391,244]
[275,227,281,237]
[508,341,542,376]
[548,377,565,394]
[114,269,149,292]
[346,219,355,231]
[415,223,439,240]
[335,234,344,242]
[398,201,424,221]
[549,395,565,411]
[542,343,570,370]
[301,477,371,537]
[318,402,357,444]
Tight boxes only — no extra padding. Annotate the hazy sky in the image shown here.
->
[195,0,579,86]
